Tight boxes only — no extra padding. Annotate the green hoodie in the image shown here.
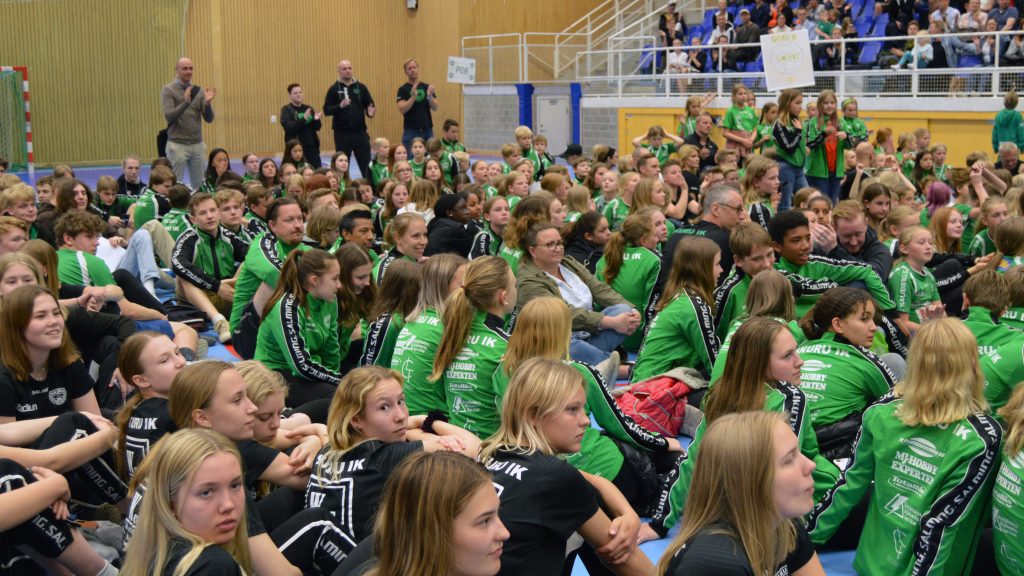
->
[993,108,1024,153]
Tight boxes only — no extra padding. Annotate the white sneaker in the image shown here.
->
[596,351,621,389]
[891,64,901,70]
[214,319,232,344]
[907,62,917,69]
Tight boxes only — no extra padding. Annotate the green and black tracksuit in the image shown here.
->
[372,247,416,286]
[391,308,445,416]
[980,341,1024,413]
[228,233,310,358]
[1002,306,1024,332]
[596,246,662,351]
[807,394,1002,576]
[360,312,405,368]
[440,312,509,437]
[709,316,805,383]
[171,226,248,294]
[631,291,719,382]
[889,261,941,324]
[962,306,1024,361]
[254,294,341,406]
[712,269,751,341]
[992,446,1024,576]
[469,225,503,259]
[650,380,840,536]
[797,332,898,459]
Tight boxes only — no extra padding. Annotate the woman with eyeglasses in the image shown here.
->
[516,223,640,366]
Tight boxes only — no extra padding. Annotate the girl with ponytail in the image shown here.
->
[429,256,516,437]
[596,210,663,351]
[254,249,344,407]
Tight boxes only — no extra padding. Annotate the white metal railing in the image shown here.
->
[461,34,523,85]
[575,29,1024,98]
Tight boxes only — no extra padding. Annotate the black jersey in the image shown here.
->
[161,538,242,576]
[0,360,93,420]
[237,439,279,500]
[305,440,422,544]
[123,397,176,479]
[663,521,815,576]
[485,449,600,576]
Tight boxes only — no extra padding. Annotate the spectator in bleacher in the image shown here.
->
[795,7,818,33]
[832,0,855,22]
[982,17,1001,63]
[893,29,935,67]
[1004,28,1024,62]
[666,39,693,93]
[713,0,734,24]
[887,0,918,39]
[815,26,847,69]
[946,0,986,64]
[708,12,735,45]
[710,35,730,71]
[660,9,687,46]
[932,0,963,30]
[772,11,795,32]
[752,0,772,30]
[727,9,763,69]
[774,0,797,28]
[990,0,1018,31]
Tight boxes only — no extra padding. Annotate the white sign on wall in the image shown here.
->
[761,29,815,91]
[448,56,476,84]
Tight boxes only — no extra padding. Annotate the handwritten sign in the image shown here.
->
[761,30,814,91]
[448,56,476,85]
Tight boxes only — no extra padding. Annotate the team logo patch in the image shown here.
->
[49,388,67,406]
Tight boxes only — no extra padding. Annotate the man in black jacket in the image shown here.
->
[324,60,376,179]
[816,200,893,282]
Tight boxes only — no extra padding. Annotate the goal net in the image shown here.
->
[0,68,30,173]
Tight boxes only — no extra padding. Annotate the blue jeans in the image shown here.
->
[807,174,841,204]
[778,161,808,212]
[116,229,161,283]
[569,303,634,365]
[402,128,434,153]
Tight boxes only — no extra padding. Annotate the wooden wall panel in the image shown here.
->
[1,0,597,164]
[0,0,185,165]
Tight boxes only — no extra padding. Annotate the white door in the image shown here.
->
[534,96,571,156]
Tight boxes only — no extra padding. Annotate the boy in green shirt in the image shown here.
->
[514,125,542,181]
[161,184,193,241]
[130,165,175,228]
[961,270,1024,360]
[500,143,521,175]
[631,125,683,166]
[1002,267,1024,330]
[440,119,466,153]
[713,223,778,339]
[369,137,391,190]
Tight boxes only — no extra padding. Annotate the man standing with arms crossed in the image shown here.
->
[324,60,375,179]
[161,57,215,190]
[396,59,438,151]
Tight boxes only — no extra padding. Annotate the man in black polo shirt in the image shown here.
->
[396,59,438,151]
[683,112,719,173]
[661,183,744,287]
[324,59,376,179]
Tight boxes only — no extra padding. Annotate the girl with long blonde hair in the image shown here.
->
[657,411,823,576]
[740,155,781,229]
[305,366,479,549]
[480,357,654,575]
[429,256,515,437]
[807,319,999,576]
[122,429,251,576]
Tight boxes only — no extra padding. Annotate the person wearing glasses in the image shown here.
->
[516,223,640,365]
[661,184,746,287]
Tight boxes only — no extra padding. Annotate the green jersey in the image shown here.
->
[565,211,581,224]
[643,142,677,166]
[631,291,719,382]
[710,316,805,383]
[807,396,1001,576]
[602,197,631,232]
[980,341,1024,413]
[369,161,390,189]
[441,138,466,154]
[469,226,503,260]
[677,116,697,139]
[439,151,457,185]
[839,116,869,147]
[776,254,895,319]
[494,360,670,479]
[1002,307,1024,331]
[652,381,840,534]
[797,332,897,427]
[391,308,445,416]
[361,312,405,368]
[596,246,662,351]
[888,261,940,324]
[968,228,996,257]
[953,203,976,253]
[521,147,542,181]
[482,184,498,200]
[440,312,509,437]
[712,270,751,340]
[170,226,248,293]
[963,306,1024,360]
[992,447,1024,576]
[722,105,758,133]
[254,294,341,386]
[162,208,191,241]
[56,248,115,287]
[132,188,162,227]
[498,244,523,277]
[228,234,309,330]
[372,248,416,286]
[756,123,775,154]
[410,158,425,178]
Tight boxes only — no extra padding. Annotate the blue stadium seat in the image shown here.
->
[704,8,717,29]
[750,54,765,72]
[855,20,871,36]
[870,13,889,36]
[858,41,882,66]
[688,24,704,41]
[959,54,983,67]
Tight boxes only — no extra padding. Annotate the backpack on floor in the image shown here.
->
[162,299,209,333]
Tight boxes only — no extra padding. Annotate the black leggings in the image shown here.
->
[278,370,338,408]
[31,412,127,509]
[77,334,122,412]
[112,269,165,313]
[0,458,74,575]
[271,506,355,576]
